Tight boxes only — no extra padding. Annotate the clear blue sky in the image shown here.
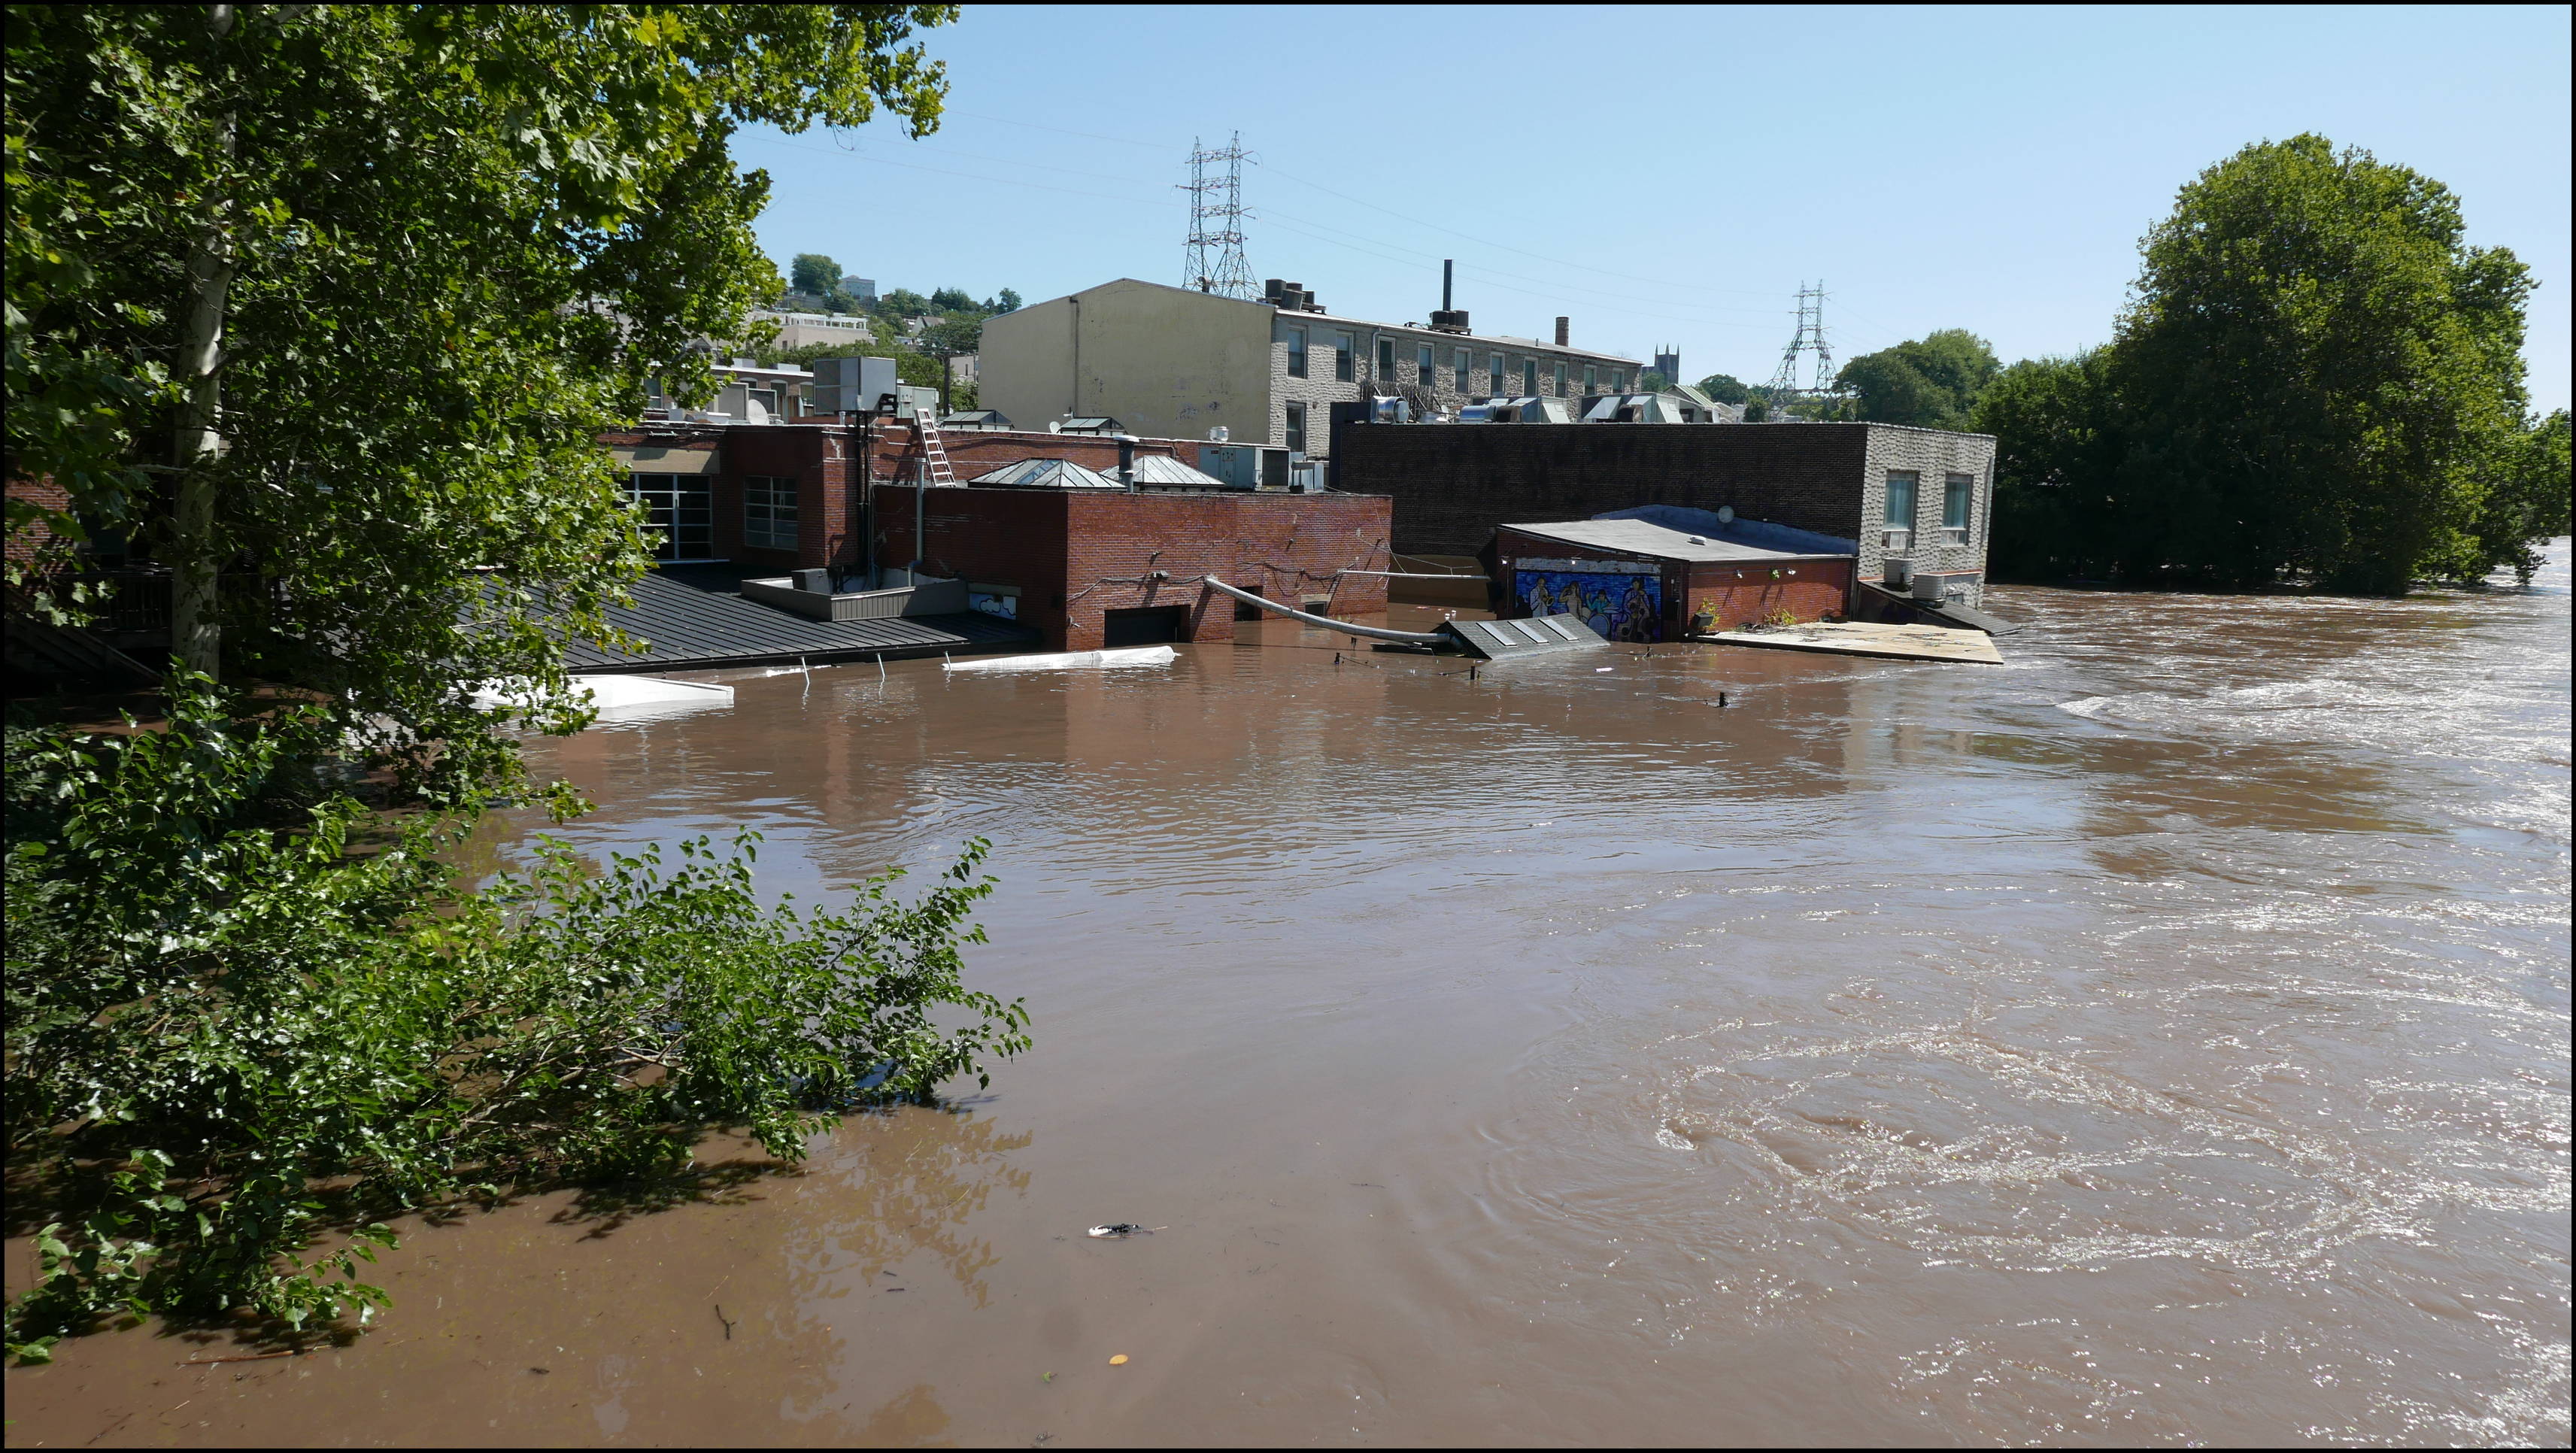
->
[739,4,2572,411]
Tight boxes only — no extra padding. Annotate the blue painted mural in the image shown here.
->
[1516,569,1664,642]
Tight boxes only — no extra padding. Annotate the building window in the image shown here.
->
[742,475,798,551]
[1285,402,1306,454]
[1553,362,1567,395]
[1489,353,1505,394]
[1376,336,1396,380]
[1943,473,1974,541]
[624,473,714,561]
[1522,358,1538,394]
[1418,343,1435,387]
[1455,348,1472,390]
[1334,330,1356,383]
[1884,470,1919,549]
[1584,363,1597,394]
[1610,370,1627,393]
[1285,325,1308,379]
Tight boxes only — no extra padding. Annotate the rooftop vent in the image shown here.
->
[1264,279,1320,312]
[1430,259,1470,333]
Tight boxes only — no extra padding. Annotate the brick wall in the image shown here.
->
[1684,558,1853,631]
[875,487,1393,651]
[5,475,72,572]
[866,426,1206,488]
[1492,525,1851,638]
[1336,422,1996,606]
[1339,421,1870,556]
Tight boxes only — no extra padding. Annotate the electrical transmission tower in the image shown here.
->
[1764,281,1843,399]
[1179,132,1258,299]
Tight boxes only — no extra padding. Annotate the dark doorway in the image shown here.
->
[1102,605,1188,648]
[1231,586,1269,622]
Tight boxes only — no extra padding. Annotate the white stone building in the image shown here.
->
[979,278,1643,458]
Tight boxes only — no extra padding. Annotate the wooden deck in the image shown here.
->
[1698,620,2004,664]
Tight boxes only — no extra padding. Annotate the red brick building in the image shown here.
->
[1494,518,1852,642]
[598,419,1233,581]
[875,487,1393,651]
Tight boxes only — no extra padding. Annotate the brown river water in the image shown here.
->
[8,545,2569,1448]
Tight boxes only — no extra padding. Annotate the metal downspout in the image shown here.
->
[1199,575,1446,645]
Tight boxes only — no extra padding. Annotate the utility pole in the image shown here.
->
[1179,132,1258,299]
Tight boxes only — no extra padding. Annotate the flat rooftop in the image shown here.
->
[1502,518,1849,564]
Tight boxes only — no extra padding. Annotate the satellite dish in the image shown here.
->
[1716,505,1736,524]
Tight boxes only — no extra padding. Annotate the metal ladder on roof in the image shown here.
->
[913,406,957,486]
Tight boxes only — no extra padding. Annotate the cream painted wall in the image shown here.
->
[982,279,1273,443]
[978,294,1076,432]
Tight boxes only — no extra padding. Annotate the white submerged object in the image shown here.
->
[945,645,1177,674]
[472,673,735,722]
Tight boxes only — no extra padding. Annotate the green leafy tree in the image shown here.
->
[4,3,1039,1363]
[1971,350,2126,578]
[2112,134,2533,592]
[2466,410,2571,584]
[1695,373,1752,405]
[920,313,983,358]
[789,252,845,298]
[1837,329,1999,429]
[991,287,1022,313]
[8,3,957,779]
[5,690,1024,1359]
[874,286,933,320]
[927,285,972,311]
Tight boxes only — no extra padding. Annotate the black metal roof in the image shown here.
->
[563,566,1038,672]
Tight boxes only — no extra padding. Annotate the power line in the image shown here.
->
[1249,158,1783,301]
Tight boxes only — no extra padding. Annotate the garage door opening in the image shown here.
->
[1102,605,1188,648]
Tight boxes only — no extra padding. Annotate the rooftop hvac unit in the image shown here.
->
[1883,558,1913,589]
[808,356,898,414]
[1910,572,1952,602]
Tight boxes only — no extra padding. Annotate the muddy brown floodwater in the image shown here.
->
[9,544,2570,1448]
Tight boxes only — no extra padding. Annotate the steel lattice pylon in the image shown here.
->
[1180,132,1258,299]
[1765,281,1842,398]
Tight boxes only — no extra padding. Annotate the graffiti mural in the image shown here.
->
[1516,569,1664,642]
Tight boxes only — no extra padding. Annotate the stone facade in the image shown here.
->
[1267,311,1637,458]
[1335,420,1999,608]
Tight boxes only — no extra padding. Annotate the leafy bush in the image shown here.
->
[3,690,1026,1362]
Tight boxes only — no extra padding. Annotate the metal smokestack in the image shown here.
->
[1115,433,1137,493]
[1443,259,1453,313]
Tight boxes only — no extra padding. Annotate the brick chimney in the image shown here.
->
[1555,317,1570,347]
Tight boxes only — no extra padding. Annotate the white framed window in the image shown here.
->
[1553,362,1567,395]
[1489,352,1505,393]
[1285,325,1308,379]
[1334,331,1356,383]
[1418,343,1435,387]
[1584,363,1597,393]
[743,475,798,551]
[1454,348,1472,390]
[1285,402,1307,454]
[1376,335,1396,379]
[1883,470,1919,550]
[624,473,715,561]
[1943,473,1974,542]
